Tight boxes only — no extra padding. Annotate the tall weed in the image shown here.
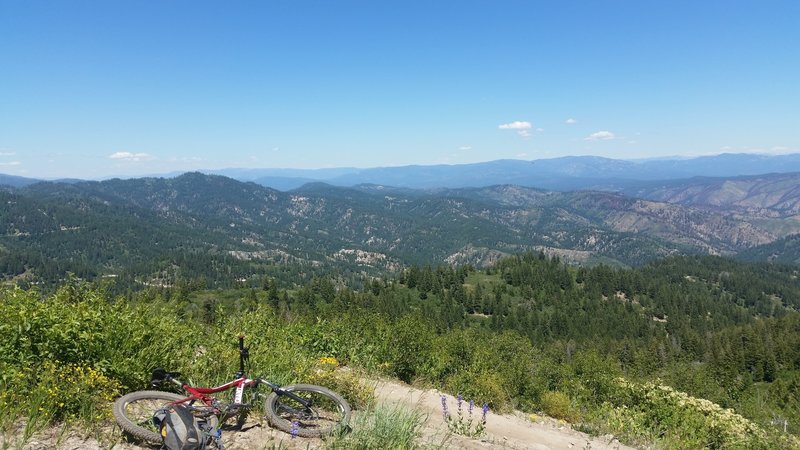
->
[327,403,427,449]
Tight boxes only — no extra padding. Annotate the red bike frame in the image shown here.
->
[173,376,257,408]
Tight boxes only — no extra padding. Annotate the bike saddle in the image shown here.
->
[150,367,181,385]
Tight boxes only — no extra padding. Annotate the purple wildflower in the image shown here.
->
[481,402,489,423]
[457,393,463,412]
[441,395,449,420]
[290,420,299,439]
[468,399,475,415]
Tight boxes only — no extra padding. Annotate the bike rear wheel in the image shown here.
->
[264,384,351,438]
[113,390,184,444]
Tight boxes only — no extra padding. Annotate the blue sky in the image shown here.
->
[1,1,798,179]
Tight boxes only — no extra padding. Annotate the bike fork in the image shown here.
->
[257,379,314,408]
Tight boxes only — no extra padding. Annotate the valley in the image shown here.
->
[2,169,800,291]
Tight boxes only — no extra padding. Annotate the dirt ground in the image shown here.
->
[372,379,631,450]
[4,378,632,450]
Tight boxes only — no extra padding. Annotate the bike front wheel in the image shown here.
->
[113,390,184,444]
[264,384,351,438]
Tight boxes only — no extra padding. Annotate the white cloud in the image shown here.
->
[499,121,537,138]
[109,151,153,161]
[0,161,21,166]
[585,131,616,141]
[272,147,280,152]
[498,121,532,130]
[516,153,529,158]
[565,118,577,125]
[0,151,16,156]
[458,146,472,151]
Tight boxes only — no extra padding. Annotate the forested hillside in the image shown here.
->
[3,173,798,292]
[738,233,800,265]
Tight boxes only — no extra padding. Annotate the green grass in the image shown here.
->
[463,271,497,287]
[327,403,433,450]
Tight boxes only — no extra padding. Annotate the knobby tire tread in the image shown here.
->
[264,383,351,438]
[113,390,184,444]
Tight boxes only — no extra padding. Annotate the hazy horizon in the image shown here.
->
[2,151,799,183]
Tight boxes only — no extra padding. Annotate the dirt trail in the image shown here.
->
[373,379,630,450]
[5,378,632,450]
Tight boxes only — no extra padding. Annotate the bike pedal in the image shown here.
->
[225,403,251,414]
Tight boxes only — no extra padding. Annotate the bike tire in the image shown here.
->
[113,390,184,444]
[264,384,351,438]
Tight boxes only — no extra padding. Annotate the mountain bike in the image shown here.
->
[113,336,351,445]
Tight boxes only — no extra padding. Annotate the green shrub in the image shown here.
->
[0,285,198,429]
[594,377,799,449]
[445,370,510,412]
[540,391,577,423]
[306,360,376,410]
[386,315,435,383]
[33,361,121,422]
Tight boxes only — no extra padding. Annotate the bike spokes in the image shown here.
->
[274,390,344,432]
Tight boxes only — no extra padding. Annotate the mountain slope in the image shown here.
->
[619,172,800,218]
[0,173,43,188]
[465,186,777,255]
[2,173,798,287]
[738,234,800,264]
[0,187,241,282]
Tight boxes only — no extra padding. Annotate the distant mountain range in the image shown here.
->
[2,169,799,288]
[4,153,800,191]
[203,153,800,191]
[0,173,44,188]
